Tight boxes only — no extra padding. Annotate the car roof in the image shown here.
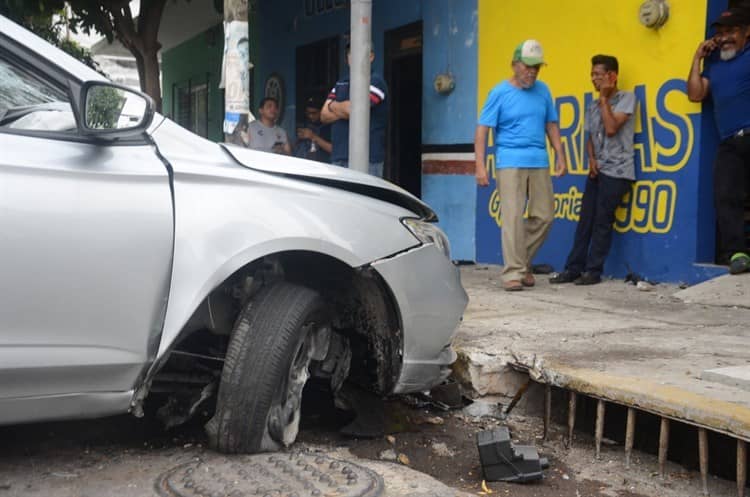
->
[0,14,107,84]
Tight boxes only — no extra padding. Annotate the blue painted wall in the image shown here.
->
[256,0,421,135]
[421,0,478,261]
[255,0,478,261]
[424,174,476,260]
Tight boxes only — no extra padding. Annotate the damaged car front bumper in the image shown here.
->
[371,243,468,394]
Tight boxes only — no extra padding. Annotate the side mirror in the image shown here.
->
[80,82,155,138]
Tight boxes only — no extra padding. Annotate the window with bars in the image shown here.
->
[173,75,210,138]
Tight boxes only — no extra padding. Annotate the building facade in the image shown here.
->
[161,0,748,283]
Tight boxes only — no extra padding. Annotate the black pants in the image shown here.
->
[564,174,632,277]
[714,134,750,260]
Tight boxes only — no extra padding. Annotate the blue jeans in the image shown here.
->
[332,160,384,178]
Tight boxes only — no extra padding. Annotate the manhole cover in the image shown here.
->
[156,452,384,497]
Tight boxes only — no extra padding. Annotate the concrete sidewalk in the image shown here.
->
[453,265,750,441]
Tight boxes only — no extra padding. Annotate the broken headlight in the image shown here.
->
[401,218,451,259]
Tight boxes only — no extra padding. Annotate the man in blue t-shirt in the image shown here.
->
[688,7,750,274]
[321,44,388,178]
[474,39,567,292]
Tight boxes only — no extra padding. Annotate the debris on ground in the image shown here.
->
[462,399,505,420]
[477,427,548,483]
[431,442,456,457]
[379,449,397,461]
[636,281,655,292]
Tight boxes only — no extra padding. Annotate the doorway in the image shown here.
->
[385,22,423,197]
[295,37,339,126]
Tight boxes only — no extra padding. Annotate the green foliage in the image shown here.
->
[86,85,124,129]
[0,0,102,74]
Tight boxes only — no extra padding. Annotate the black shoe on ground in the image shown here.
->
[550,270,579,284]
[729,253,750,275]
[574,272,601,285]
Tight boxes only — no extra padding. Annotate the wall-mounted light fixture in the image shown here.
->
[434,73,455,95]
[639,0,670,29]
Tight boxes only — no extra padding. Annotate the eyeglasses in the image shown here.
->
[520,63,542,72]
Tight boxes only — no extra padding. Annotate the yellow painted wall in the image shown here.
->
[478,0,705,174]
[475,0,723,281]
[478,0,705,110]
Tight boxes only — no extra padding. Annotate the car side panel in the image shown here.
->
[0,135,173,402]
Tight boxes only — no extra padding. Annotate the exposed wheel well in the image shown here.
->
[138,250,403,426]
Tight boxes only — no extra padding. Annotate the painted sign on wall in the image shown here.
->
[476,0,720,283]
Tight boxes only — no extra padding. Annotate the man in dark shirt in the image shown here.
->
[294,96,332,163]
[321,44,388,178]
[688,8,750,274]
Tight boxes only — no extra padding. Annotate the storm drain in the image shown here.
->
[155,452,384,497]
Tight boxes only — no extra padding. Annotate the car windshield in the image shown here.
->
[0,57,76,132]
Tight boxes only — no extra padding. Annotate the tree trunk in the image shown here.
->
[140,47,162,112]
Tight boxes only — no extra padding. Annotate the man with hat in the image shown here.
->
[688,7,750,274]
[474,39,567,291]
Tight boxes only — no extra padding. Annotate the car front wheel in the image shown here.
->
[206,282,331,453]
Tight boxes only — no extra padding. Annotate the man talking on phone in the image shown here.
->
[550,55,636,286]
[688,8,750,275]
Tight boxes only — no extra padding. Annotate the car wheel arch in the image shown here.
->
[133,249,404,427]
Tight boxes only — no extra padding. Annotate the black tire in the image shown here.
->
[206,282,330,453]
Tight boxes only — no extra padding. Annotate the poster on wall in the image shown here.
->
[221,19,254,141]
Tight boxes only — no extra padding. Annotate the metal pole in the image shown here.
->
[543,384,552,441]
[699,428,710,496]
[349,0,372,174]
[566,392,576,448]
[658,418,670,478]
[625,408,636,468]
[595,399,605,460]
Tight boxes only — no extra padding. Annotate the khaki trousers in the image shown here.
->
[497,168,555,282]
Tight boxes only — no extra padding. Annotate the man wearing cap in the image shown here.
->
[474,39,567,291]
[551,55,636,286]
[688,8,750,274]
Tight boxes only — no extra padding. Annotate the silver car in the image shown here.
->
[0,15,467,453]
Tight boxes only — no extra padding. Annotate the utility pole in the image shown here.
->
[348,0,372,174]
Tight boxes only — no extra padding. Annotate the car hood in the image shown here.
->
[221,144,436,221]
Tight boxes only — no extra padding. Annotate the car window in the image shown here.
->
[0,56,77,133]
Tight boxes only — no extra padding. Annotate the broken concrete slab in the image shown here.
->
[453,265,750,441]
[702,365,750,392]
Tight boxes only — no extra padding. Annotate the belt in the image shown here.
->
[733,127,750,138]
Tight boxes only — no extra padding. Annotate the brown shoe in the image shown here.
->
[522,273,535,287]
[503,280,524,292]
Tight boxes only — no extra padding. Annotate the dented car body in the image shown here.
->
[0,15,467,453]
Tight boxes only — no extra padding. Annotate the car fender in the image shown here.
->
[149,119,421,360]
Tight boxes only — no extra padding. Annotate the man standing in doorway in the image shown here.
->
[474,39,567,292]
[687,8,750,274]
[246,97,291,155]
[321,43,388,177]
[551,55,635,286]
